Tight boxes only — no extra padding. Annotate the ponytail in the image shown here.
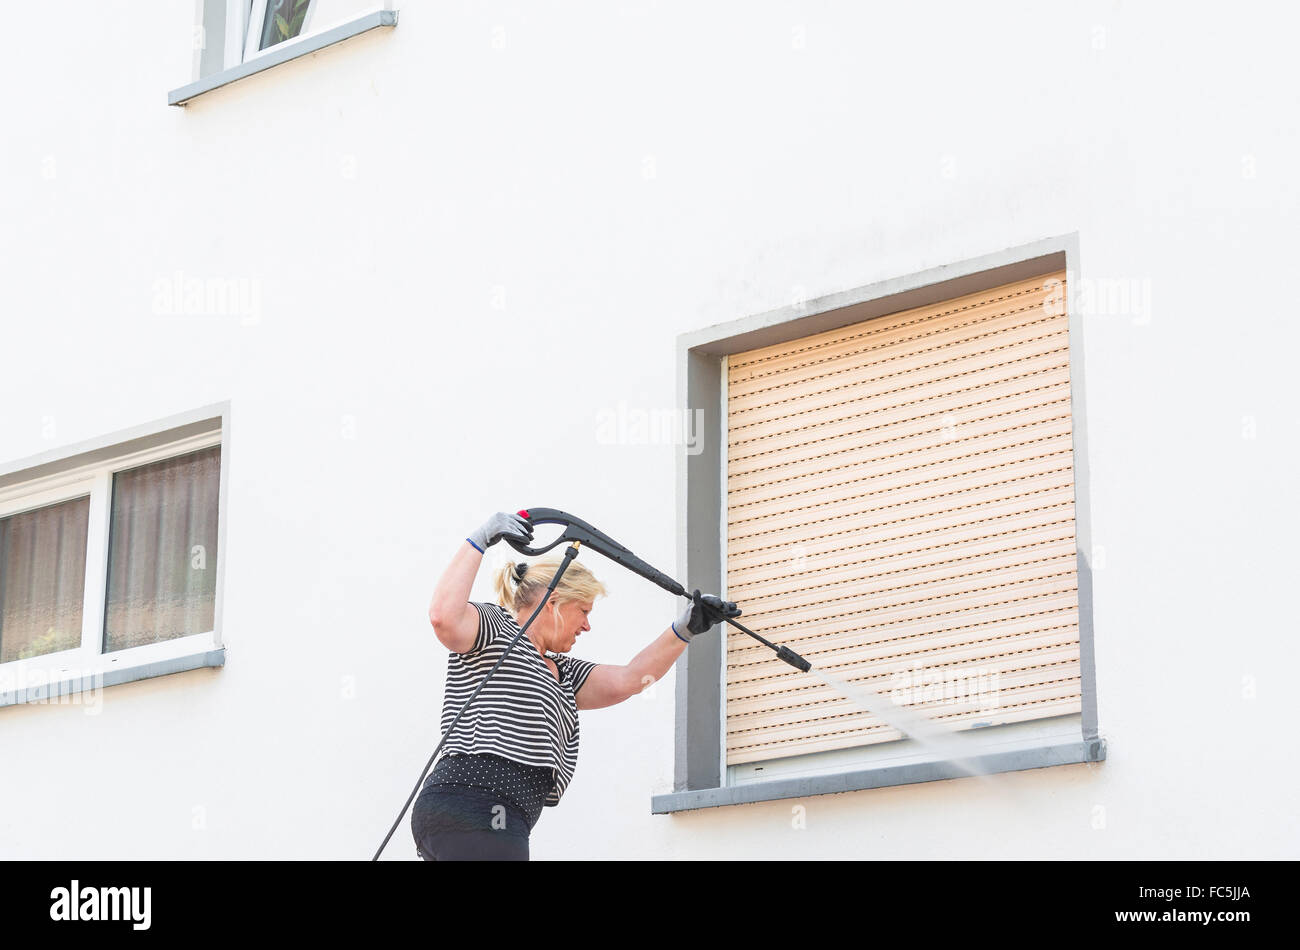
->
[493,554,608,615]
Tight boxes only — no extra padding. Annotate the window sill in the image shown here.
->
[651,737,1107,814]
[0,635,225,709]
[168,8,399,107]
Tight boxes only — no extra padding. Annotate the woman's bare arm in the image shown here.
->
[577,594,739,710]
[576,625,687,710]
[428,541,483,653]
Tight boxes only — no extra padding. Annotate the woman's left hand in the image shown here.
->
[672,589,741,642]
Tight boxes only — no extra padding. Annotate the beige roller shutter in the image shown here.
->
[725,270,1080,766]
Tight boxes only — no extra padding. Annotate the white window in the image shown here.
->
[236,0,318,66]
[0,416,226,707]
[182,1,397,105]
[193,1,319,80]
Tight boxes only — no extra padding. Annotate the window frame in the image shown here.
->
[238,0,320,66]
[656,234,1104,814]
[0,404,229,709]
[171,3,398,107]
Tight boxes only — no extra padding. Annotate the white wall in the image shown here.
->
[1,1,1296,859]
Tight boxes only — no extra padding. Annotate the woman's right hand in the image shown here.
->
[466,512,534,554]
[433,512,531,653]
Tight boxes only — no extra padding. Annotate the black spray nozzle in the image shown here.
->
[775,644,812,673]
[724,616,813,673]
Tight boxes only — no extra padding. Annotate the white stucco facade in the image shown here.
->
[1,1,1296,859]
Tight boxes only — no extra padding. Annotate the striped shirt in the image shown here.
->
[438,602,601,807]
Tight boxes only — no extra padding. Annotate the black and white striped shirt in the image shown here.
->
[438,602,600,807]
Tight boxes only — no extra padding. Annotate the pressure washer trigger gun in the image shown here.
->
[508,508,687,598]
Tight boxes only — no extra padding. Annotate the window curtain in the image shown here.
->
[0,497,90,663]
[103,447,221,653]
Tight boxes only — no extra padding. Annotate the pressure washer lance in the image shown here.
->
[373,509,810,860]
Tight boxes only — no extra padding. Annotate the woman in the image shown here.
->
[411,511,739,860]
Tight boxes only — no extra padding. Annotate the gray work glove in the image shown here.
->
[467,512,533,554]
[672,589,741,643]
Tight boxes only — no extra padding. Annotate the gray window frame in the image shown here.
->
[169,6,398,107]
[655,234,1105,814]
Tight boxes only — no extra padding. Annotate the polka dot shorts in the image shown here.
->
[420,752,554,833]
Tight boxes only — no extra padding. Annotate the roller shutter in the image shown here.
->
[725,270,1080,766]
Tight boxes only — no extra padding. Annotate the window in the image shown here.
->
[196,0,318,77]
[243,0,316,62]
[175,2,398,107]
[657,237,1104,813]
[103,446,222,654]
[0,408,227,709]
[0,497,90,664]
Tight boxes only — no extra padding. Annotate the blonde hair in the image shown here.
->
[493,554,608,616]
